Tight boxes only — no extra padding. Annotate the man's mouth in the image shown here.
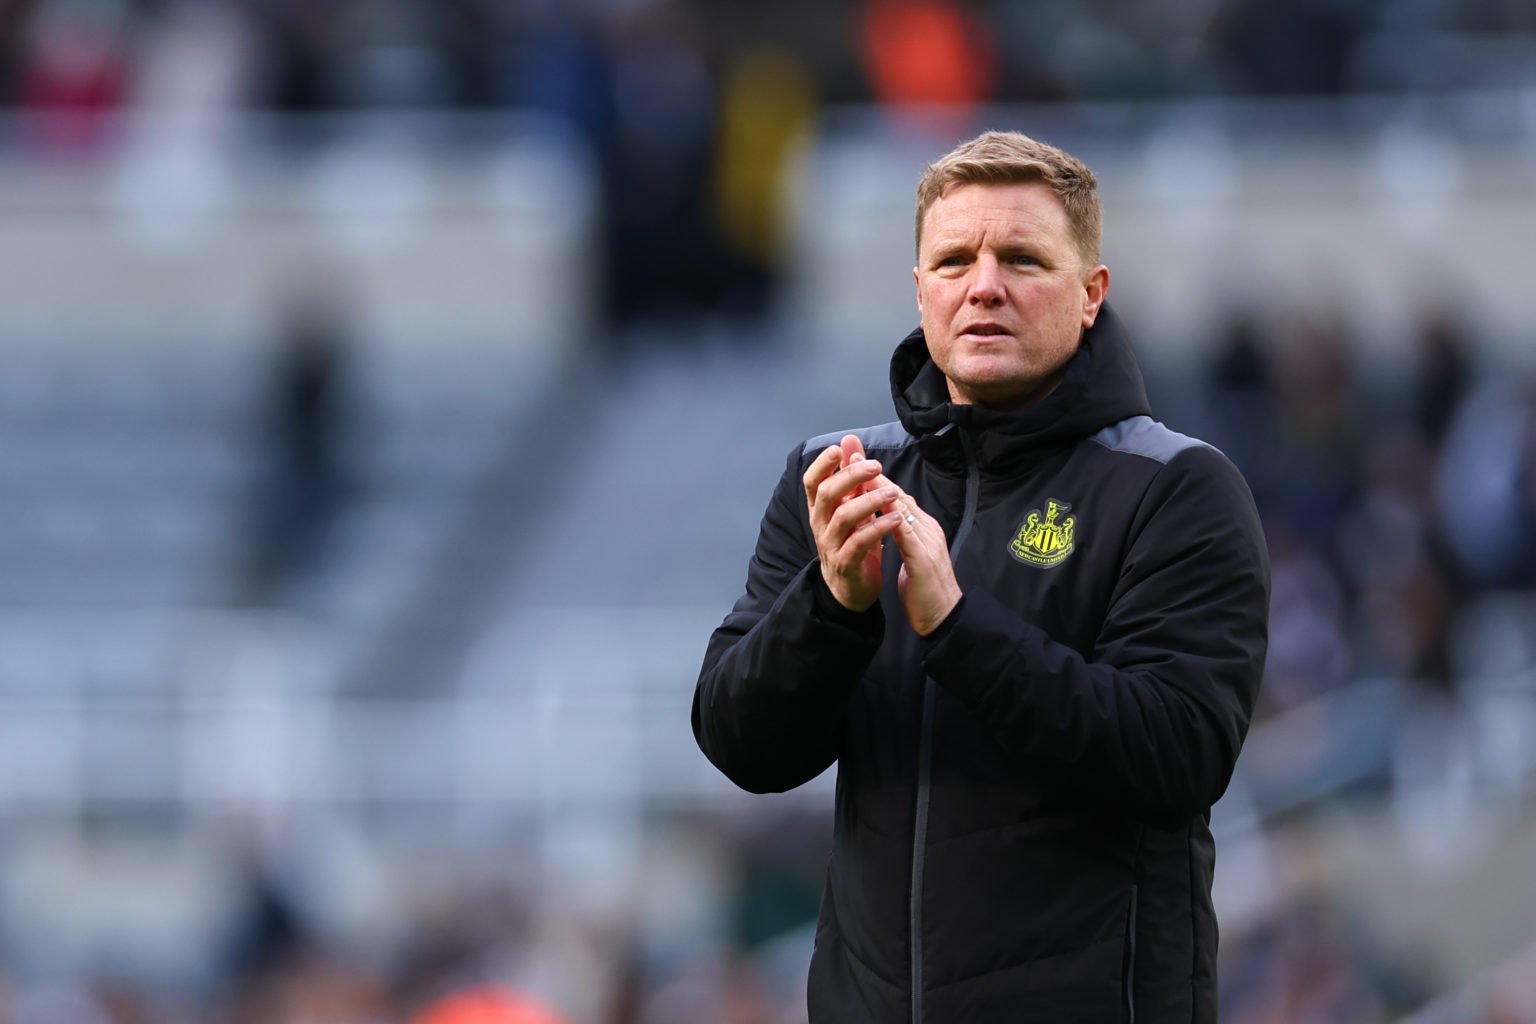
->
[960,323,1011,337]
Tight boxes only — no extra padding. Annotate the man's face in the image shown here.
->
[915,181,1108,408]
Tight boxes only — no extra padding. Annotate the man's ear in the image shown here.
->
[913,266,922,314]
[1081,264,1110,328]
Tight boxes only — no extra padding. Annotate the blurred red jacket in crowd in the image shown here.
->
[412,986,571,1024]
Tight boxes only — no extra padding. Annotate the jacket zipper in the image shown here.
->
[909,679,936,1024]
[910,427,981,1024]
[1124,885,1140,1023]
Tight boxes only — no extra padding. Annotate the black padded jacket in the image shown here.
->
[693,307,1270,1023]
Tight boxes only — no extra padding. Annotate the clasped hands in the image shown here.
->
[802,434,963,637]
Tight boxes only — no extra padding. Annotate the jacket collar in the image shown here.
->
[889,303,1153,477]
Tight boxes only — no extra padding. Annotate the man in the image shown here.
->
[693,131,1269,1023]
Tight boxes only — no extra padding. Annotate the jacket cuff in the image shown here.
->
[809,559,885,634]
[922,594,967,648]
[922,587,1044,696]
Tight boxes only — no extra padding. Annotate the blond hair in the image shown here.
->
[915,130,1102,266]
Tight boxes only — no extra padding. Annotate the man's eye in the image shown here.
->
[1009,254,1036,266]
[938,256,966,267]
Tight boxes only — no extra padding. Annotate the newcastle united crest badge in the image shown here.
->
[1009,498,1077,568]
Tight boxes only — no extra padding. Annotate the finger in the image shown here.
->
[815,457,884,511]
[843,449,871,499]
[869,473,915,501]
[827,484,899,539]
[869,484,914,524]
[858,481,913,533]
[838,505,902,562]
[840,436,872,498]
[885,488,936,529]
[890,500,935,559]
[803,445,843,507]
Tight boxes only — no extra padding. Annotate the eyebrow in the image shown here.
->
[927,239,970,256]
[926,236,1055,262]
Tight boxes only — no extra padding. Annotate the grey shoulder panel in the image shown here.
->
[1089,415,1214,465]
[801,421,913,458]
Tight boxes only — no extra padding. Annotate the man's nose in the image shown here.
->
[968,256,1004,304]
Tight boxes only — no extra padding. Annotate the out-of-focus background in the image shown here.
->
[0,0,1533,1020]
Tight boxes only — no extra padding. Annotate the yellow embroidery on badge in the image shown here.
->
[1009,499,1077,567]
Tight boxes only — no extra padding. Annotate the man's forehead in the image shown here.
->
[921,183,1071,242]
[929,180,1063,214]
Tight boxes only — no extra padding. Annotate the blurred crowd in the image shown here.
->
[2,0,1533,332]
[1195,304,1536,1023]
[1200,306,1535,715]
[4,0,1532,119]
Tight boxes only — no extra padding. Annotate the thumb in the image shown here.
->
[840,434,866,467]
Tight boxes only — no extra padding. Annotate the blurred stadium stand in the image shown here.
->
[0,0,1534,1020]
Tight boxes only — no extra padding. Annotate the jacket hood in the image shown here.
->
[890,303,1152,476]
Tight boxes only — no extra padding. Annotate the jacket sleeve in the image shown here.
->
[692,444,885,794]
[924,446,1270,827]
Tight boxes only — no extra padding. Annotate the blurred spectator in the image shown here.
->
[1262,521,1352,710]
[424,0,500,109]
[244,0,357,112]
[856,0,997,127]
[633,953,778,1024]
[1222,880,1440,1024]
[412,985,570,1024]
[14,0,129,156]
[1267,314,1366,543]
[0,0,37,104]
[1201,310,1280,507]
[1206,0,1375,94]
[232,947,387,1024]
[1433,377,1536,588]
[711,47,816,320]
[128,0,254,127]
[972,0,1073,102]
[325,0,455,110]
[598,1,724,334]
[1341,431,1460,692]
[222,841,310,991]
[239,263,354,604]
[1412,308,1476,449]
[509,6,612,137]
